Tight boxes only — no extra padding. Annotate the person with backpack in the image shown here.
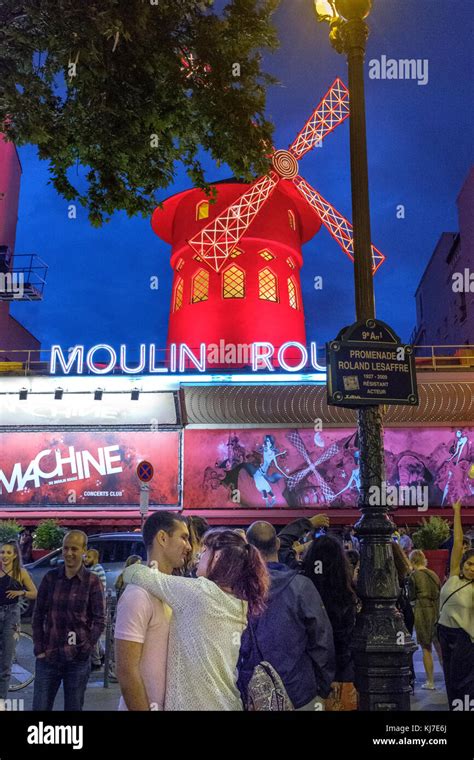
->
[278,516,358,711]
[238,521,335,711]
[437,501,474,709]
[122,528,269,710]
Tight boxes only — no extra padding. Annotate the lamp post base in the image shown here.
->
[353,405,417,711]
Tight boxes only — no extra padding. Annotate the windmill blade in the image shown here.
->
[188,171,280,272]
[313,442,339,467]
[289,78,350,160]
[292,175,386,273]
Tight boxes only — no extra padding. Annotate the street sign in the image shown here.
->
[136,460,154,483]
[326,319,419,407]
[139,484,150,516]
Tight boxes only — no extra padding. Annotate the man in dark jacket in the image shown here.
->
[239,521,335,710]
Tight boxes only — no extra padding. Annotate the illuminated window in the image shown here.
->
[286,257,295,269]
[223,265,245,299]
[196,200,209,221]
[191,268,209,303]
[288,277,299,310]
[176,258,185,271]
[230,247,243,258]
[173,278,183,311]
[288,210,296,230]
[259,249,275,261]
[193,254,203,262]
[258,268,278,302]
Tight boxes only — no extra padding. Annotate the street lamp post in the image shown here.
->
[314,0,416,710]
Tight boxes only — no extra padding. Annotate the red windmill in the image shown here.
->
[152,79,385,357]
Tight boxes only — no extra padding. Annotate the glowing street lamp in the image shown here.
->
[313,0,416,711]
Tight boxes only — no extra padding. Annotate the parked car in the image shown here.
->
[22,532,146,618]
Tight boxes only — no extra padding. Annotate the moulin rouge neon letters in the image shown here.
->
[49,342,326,375]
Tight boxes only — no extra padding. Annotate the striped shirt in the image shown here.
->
[89,563,107,592]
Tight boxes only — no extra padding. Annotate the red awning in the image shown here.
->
[0,508,464,528]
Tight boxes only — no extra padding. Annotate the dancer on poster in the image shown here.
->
[447,430,469,466]
[243,435,288,507]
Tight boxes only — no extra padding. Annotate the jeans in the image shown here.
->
[32,656,91,711]
[0,603,21,699]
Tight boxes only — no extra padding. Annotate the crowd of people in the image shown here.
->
[0,504,472,711]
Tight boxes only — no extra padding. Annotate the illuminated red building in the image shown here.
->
[152,180,320,350]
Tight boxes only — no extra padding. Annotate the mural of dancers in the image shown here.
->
[187,427,474,509]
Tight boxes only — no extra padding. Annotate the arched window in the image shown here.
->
[258,268,278,302]
[288,210,296,230]
[286,257,295,270]
[288,277,299,310]
[223,265,245,299]
[173,277,183,311]
[191,268,209,303]
[196,200,209,221]
[259,248,275,261]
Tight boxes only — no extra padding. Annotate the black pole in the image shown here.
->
[331,0,415,710]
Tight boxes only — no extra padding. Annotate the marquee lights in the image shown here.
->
[49,342,326,375]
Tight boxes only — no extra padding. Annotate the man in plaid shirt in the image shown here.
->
[32,530,105,711]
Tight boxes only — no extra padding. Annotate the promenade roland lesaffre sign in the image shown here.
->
[326,319,419,407]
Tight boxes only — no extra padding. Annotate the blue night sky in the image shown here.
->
[10,0,474,356]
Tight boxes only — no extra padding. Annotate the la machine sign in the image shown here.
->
[49,342,326,375]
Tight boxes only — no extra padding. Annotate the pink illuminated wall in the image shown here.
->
[184,427,474,509]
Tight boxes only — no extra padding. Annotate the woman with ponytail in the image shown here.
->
[123,528,269,710]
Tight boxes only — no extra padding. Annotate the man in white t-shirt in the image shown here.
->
[115,512,191,711]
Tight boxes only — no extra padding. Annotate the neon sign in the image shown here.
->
[49,342,326,375]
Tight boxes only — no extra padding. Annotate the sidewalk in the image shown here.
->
[14,627,449,711]
[410,645,449,711]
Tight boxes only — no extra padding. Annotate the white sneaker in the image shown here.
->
[421,682,436,690]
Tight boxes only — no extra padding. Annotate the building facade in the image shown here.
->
[412,168,474,347]
[0,134,45,359]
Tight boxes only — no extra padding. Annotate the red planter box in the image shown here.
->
[424,549,449,584]
[31,549,53,561]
